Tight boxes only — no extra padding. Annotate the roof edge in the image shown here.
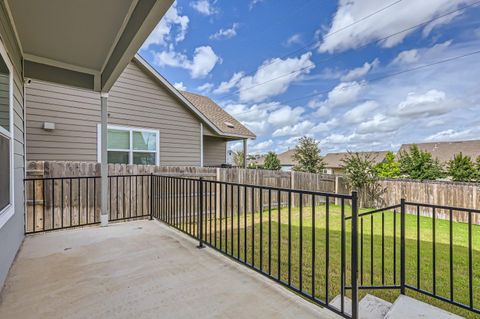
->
[133,54,254,140]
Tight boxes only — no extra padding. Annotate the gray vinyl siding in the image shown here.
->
[26,81,101,161]
[203,136,227,166]
[0,1,25,289]
[108,61,201,166]
[26,60,202,166]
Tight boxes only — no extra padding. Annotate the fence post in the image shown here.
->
[197,177,205,249]
[400,198,406,294]
[150,173,154,220]
[351,191,359,319]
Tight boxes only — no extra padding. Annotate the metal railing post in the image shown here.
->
[150,173,154,220]
[351,191,359,319]
[400,198,406,295]
[197,177,205,249]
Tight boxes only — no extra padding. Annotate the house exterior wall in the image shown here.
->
[0,1,25,289]
[26,60,204,166]
[203,136,226,166]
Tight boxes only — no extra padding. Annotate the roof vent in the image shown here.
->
[224,121,235,128]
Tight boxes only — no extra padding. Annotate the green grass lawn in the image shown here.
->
[175,204,480,318]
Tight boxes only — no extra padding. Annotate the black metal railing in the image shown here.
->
[345,204,403,291]
[24,174,152,234]
[151,175,358,319]
[23,173,480,318]
[346,200,480,316]
[402,201,480,315]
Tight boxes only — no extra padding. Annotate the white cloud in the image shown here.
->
[396,89,455,117]
[197,82,214,93]
[311,81,365,116]
[142,3,189,48]
[154,46,220,79]
[210,23,239,40]
[173,82,187,91]
[340,58,379,81]
[249,0,265,10]
[358,114,404,134]
[318,0,471,53]
[272,120,314,137]
[213,72,245,94]
[285,33,302,46]
[237,52,315,102]
[343,101,379,124]
[250,139,274,153]
[392,49,420,65]
[424,128,474,142]
[191,0,218,15]
[267,106,304,126]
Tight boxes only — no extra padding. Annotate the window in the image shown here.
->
[0,40,13,222]
[98,125,159,165]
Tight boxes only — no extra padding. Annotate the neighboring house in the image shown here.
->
[277,149,297,171]
[323,151,389,175]
[252,149,297,171]
[398,140,480,164]
[25,55,255,167]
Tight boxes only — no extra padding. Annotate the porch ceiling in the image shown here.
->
[6,0,173,92]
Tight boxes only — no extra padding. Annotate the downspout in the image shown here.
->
[100,93,109,226]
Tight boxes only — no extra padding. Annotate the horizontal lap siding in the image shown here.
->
[26,81,100,161]
[26,60,202,166]
[0,1,25,290]
[203,136,226,166]
[108,61,200,166]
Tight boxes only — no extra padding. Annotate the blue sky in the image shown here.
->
[139,0,480,155]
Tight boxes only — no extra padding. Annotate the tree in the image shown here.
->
[399,145,444,180]
[341,152,385,208]
[263,151,281,170]
[375,151,401,178]
[233,150,244,167]
[292,136,325,173]
[448,153,476,182]
[476,156,480,181]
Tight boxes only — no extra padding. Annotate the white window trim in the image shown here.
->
[0,38,15,229]
[97,124,160,165]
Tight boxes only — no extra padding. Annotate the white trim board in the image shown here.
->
[0,36,16,229]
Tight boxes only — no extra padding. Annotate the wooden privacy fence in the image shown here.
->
[25,161,480,228]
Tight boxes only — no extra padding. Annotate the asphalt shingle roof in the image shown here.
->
[180,91,256,139]
[399,140,480,163]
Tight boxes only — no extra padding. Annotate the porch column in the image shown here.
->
[100,92,109,226]
[243,139,248,168]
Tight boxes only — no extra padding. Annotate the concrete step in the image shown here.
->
[358,294,392,319]
[329,294,392,319]
[384,295,465,319]
[329,295,352,316]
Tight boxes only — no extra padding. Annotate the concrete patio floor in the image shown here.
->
[0,220,340,319]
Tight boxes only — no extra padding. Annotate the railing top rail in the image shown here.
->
[345,204,402,220]
[153,174,353,200]
[405,201,480,214]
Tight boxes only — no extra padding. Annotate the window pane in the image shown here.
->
[0,135,10,212]
[108,151,129,164]
[108,129,129,149]
[133,131,156,151]
[133,152,156,165]
[0,54,9,132]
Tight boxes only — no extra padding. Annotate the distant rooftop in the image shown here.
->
[323,151,389,169]
[399,139,480,163]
